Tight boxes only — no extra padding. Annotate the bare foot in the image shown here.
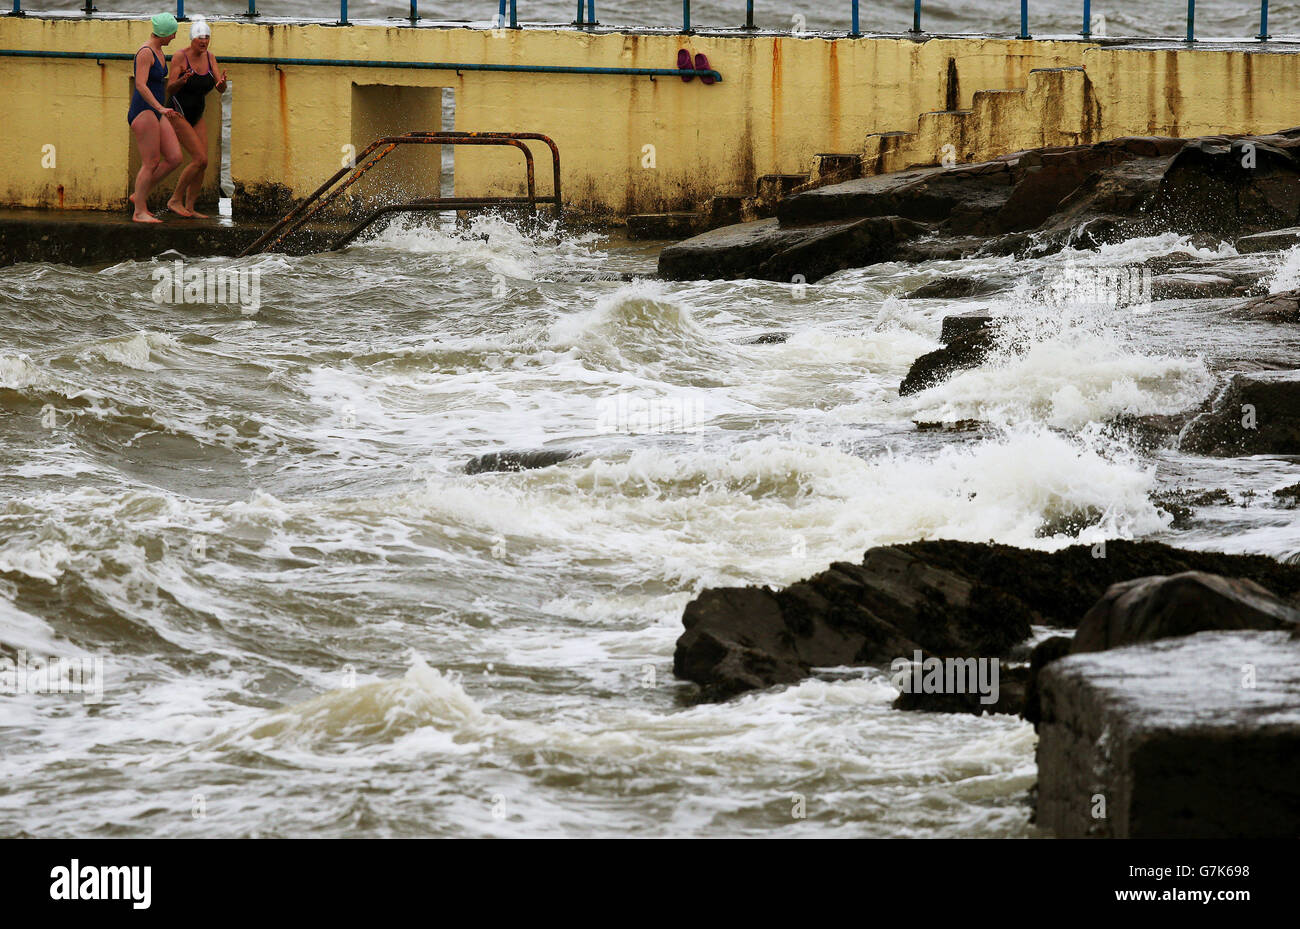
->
[132,211,163,224]
[188,207,210,218]
[167,199,195,218]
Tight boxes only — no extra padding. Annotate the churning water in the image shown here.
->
[1,212,1298,836]
[29,0,1300,39]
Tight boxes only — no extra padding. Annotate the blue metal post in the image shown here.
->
[912,0,922,32]
[1259,0,1269,39]
[1082,0,1090,36]
[575,0,583,25]
[10,0,21,15]
[682,0,690,33]
[510,0,517,28]
[1186,0,1194,42]
[246,0,258,17]
[339,0,348,26]
[745,0,754,29]
[850,0,860,37]
[176,0,185,22]
[498,0,506,28]
[1018,0,1028,38]
[409,0,418,23]
[587,0,595,24]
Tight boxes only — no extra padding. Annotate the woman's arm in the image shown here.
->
[211,54,228,93]
[166,50,192,96]
[134,47,171,114]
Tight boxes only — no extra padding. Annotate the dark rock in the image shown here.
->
[1150,272,1240,300]
[657,215,926,283]
[1146,137,1300,238]
[1071,572,1300,654]
[902,277,1005,300]
[892,662,1029,715]
[1106,411,1196,452]
[913,418,983,432]
[742,331,790,344]
[752,216,928,284]
[1235,226,1300,253]
[889,540,1300,621]
[1180,370,1300,455]
[1035,630,1300,837]
[1232,289,1300,323]
[673,539,1300,699]
[1151,495,1194,530]
[673,546,1036,700]
[938,311,993,343]
[673,588,806,700]
[1149,487,1236,527]
[660,129,1300,284]
[1275,482,1300,507]
[898,326,994,395]
[895,235,986,262]
[1021,636,1074,725]
[656,218,810,281]
[464,449,578,474]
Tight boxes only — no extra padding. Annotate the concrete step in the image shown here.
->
[856,66,1099,180]
[756,174,810,200]
[702,195,744,229]
[811,153,865,181]
[862,131,916,176]
[626,211,703,240]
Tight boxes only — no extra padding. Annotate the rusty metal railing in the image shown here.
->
[237,130,561,257]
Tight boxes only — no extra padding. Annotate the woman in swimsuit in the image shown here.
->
[127,13,191,223]
[167,18,228,219]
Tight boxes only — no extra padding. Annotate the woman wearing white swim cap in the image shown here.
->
[167,16,228,218]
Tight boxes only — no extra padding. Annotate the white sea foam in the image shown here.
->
[1267,245,1300,293]
[79,332,179,370]
[0,353,43,390]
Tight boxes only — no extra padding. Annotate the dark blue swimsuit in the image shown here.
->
[126,47,167,124]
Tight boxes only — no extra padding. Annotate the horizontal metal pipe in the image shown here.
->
[0,48,723,82]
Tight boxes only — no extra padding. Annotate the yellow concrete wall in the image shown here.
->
[864,46,1300,178]
[1,16,1299,218]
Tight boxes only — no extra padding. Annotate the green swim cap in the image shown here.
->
[151,13,178,37]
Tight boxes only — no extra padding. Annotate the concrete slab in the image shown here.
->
[0,209,342,267]
[1036,630,1300,838]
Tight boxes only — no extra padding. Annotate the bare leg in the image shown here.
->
[168,116,208,218]
[184,117,210,217]
[129,112,163,223]
[151,116,185,212]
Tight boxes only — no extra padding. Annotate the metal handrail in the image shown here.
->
[238,131,561,257]
[0,2,1282,43]
[0,48,723,82]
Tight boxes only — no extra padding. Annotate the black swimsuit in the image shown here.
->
[171,52,218,127]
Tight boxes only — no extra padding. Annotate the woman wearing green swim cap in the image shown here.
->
[126,13,192,223]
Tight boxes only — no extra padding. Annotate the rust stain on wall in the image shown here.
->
[277,69,290,177]
[828,43,841,151]
[770,38,783,167]
[1163,51,1181,137]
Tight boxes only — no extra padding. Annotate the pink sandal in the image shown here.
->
[694,53,715,85]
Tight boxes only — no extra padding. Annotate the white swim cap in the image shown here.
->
[190,16,211,39]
